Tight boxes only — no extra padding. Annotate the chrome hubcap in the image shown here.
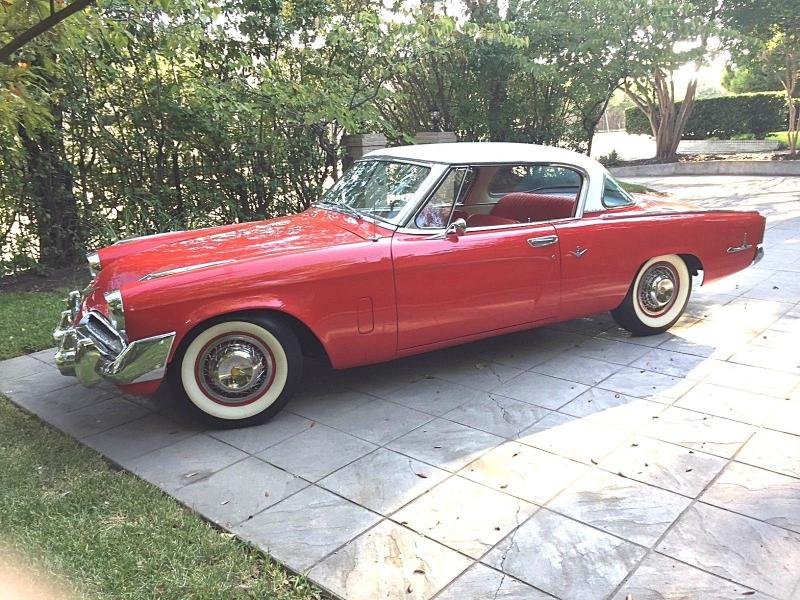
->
[638,264,678,316]
[197,335,273,405]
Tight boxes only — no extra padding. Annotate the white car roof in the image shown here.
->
[364,142,602,172]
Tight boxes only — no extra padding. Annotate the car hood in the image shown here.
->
[95,208,380,290]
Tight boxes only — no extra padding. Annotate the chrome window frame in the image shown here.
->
[396,161,591,236]
[410,166,476,231]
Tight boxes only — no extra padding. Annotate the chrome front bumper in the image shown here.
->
[53,291,175,387]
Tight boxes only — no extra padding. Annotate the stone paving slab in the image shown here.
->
[2,175,800,599]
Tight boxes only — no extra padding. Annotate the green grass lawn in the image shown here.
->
[0,290,70,360]
[0,291,324,599]
[767,131,795,147]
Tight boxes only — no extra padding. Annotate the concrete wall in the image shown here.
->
[610,160,800,178]
[679,140,780,155]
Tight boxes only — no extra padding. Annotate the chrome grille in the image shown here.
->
[81,312,125,357]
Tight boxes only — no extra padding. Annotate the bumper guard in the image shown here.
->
[753,243,764,265]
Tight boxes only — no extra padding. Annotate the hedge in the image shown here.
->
[625,92,797,140]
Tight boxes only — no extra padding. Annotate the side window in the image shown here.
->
[480,164,582,224]
[602,176,635,208]
[415,168,473,229]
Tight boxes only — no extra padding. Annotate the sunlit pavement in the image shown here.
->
[2,175,799,600]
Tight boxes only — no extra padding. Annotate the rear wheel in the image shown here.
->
[174,315,301,428]
[611,254,692,336]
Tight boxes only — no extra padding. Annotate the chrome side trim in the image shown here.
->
[601,209,756,221]
[140,259,236,281]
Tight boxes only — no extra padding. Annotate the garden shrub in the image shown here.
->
[625,92,797,139]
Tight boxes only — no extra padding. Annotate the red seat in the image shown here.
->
[490,193,575,222]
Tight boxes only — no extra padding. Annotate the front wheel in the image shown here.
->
[174,316,302,428]
[611,254,692,336]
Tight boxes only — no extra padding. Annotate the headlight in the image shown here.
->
[87,251,102,278]
[104,289,126,333]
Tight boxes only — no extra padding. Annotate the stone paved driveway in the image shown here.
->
[2,175,800,600]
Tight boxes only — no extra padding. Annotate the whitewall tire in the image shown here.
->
[611,254,692,336]
[174,315,301,427]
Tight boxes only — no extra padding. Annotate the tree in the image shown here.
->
[623,0,726,161]
[722,64,783,93]
[0,0,95,65]
[379,0,645,153]
[0,0,98,268]
[723,0,799,153]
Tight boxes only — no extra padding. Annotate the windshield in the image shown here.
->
[317,160,431,225]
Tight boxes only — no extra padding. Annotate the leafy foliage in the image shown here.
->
[722,64,784,93]
[722,0,800,152]
[622,0,728,160]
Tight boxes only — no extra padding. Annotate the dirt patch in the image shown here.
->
[0,266,89,294]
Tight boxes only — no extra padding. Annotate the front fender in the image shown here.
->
[173,296,318,361]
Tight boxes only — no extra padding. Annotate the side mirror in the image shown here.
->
[446,218,467,236]
[427,217,467,240]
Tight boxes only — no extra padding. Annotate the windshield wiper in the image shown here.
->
[316,200,363,221]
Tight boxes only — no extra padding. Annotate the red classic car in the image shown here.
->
[53,142,765,427]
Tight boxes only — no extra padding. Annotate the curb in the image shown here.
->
[609,160,800,178]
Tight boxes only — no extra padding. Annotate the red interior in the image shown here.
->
[490,193,576,223]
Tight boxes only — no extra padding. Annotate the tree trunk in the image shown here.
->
[784,72,798,155]
[626,70,698,162]
[583,88,616,156]
[18,111,84,269]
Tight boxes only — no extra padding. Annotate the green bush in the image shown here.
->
[625,92,797,140]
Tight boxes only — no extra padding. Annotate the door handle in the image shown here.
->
[527,235,558,248]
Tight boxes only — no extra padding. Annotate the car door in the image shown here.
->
[392,224,561,349]
[391,166,561,350]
